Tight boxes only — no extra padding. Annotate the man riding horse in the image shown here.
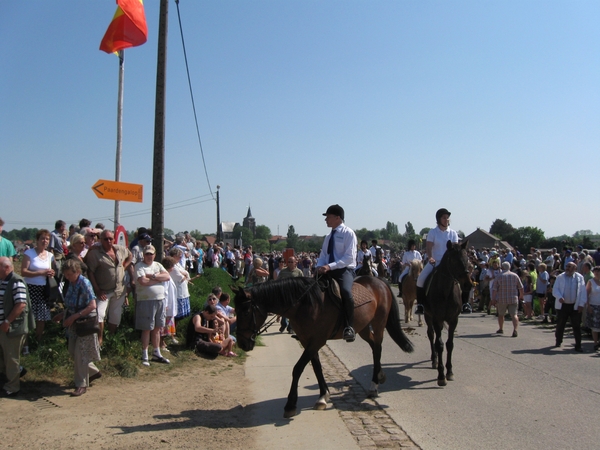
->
[416,208,459,312]
[317,204,357,342]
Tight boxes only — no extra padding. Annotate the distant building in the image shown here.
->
[463,228,514,252]
[243,206,256,236]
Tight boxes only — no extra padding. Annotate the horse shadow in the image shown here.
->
[109,397,319,434]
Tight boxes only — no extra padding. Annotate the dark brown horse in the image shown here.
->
[402,259,422,325]
[233,276,414,418]
[424,240,471,386]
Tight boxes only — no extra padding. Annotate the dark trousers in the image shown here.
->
[555,303,582,347]
[329,268,355,328]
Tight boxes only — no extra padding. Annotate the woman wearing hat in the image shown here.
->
[416,208,459,312]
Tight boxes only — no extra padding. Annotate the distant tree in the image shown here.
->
[404,222,416,239]
[386,221,399,236]
[573,230,594,237]
[254,225,272,241]
[189,229,203,240]
[273,241,288,252]
[509,226,545,251]
[489,219,515,240]
[164,228,175,238]
[286,225,299,250]
[419,227,431,237]
[251,239,270,253]
[233,225,253,246]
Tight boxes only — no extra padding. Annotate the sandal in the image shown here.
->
[141,358,150,367]
[151,355,171,364]
[226,351,238,357]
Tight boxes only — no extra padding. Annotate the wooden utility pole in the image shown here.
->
[152,0,168,261]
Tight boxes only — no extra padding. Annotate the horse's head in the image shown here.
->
[232,286,267,352]
[410,259,423,277]
[444,239,470,280]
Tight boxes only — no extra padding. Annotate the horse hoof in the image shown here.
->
[378,371,387,384]
[314,400,327,411]
[447,374,454,381]
[368,389,379,398]
[418,321,423,327]
[437,379,447,387]
[283,408,297,419]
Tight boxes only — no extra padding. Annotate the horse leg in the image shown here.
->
[426,320,436,369]
[445,320,457,382]
[310,353,330,410]
[434,323,446,386]
[359,326,384,398]
[284,348,315,418]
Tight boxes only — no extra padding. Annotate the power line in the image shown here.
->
[175,0,215,200]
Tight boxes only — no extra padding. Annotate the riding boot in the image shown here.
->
[343,299,355,342]
[397,282,403,298]
[415,286,426,315]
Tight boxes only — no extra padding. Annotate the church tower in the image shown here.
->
[243,206,256,236]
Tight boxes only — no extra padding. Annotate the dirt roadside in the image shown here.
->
[1,356,255,450]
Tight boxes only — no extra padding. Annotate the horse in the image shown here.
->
[423,240,471,387]
[401,259,422,325]
[233,275,414,418]
[356,253,374,277]
[375,248,387,280]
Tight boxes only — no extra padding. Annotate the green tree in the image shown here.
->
[189,229,204,240]
[286,225,299,250]
[254,225,272,241]
[232,225,253,246]
[419,227,431,237]
[508,226,545,251]
[489,219,515,240]
[251,239,270,253]
[273,241,288,252]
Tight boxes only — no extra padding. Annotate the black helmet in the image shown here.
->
[435,208,451,224]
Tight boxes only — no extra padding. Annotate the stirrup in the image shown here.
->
[343,327,356,342]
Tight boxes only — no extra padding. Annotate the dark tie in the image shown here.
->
[328,229,336,263]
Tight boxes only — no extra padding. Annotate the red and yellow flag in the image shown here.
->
[100,0,148,54]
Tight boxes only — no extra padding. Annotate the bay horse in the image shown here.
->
[233,275,414,418]
[402,259,422,325]
[423,240,471,386]
[356,253,374,277]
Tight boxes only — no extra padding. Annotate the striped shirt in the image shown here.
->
[0,273,28,322]
[492,270,524,305]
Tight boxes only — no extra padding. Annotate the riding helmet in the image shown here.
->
[435,208,451,224]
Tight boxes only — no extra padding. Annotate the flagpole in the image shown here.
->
[114,50,125,229]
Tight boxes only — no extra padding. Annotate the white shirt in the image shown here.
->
[317,223,357,270]
[427,226,459,263]
[402,250,422,266]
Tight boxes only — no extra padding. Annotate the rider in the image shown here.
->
[356,239,377,276]
[397,239,423,297]
[317,204,358,342]
[415,208,459,314]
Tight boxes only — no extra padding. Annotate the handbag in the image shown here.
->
[45,276,59,303]
[71,283,100,337]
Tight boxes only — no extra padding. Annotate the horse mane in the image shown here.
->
[409,259,422,276]
[249,277,323,312]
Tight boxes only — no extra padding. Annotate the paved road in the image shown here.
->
[328,292,600,450]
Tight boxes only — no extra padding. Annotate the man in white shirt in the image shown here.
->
[416,208,459,312]
[553,262,587,351]
[317,205,357,342]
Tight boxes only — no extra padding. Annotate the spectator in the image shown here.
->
[187,304,237,357]
[135,245,171,366]
[21,229,56,343]
[553,262,587,352]
[48,220,66,275]
[85,230,133,346]
[52,259,101,397]
[0,218,16,259]
[585,266,600,351]
[0,256,32,397]
[491,261,524,337]
[159,256,178,350]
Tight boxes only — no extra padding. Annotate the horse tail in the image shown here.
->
[385,283,414,353]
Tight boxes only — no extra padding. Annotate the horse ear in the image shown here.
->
[461,239,469,249]
[446,240,453,250]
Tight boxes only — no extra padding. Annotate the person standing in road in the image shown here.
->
[316,205,357,342]
[553,262,587,352]
[491,262,524,337]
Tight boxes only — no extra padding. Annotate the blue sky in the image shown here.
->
[1,1,598,239]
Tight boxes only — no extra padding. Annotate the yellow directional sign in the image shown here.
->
[92,179,143,203]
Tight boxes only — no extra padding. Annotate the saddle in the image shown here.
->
[325,279,373,309]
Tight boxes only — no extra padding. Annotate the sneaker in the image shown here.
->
[151,355,171,364]
[2,389,19,398]
[170,337,179,345]
[496,329,504,334]
[541,317,549,324]
[343,327,356,342]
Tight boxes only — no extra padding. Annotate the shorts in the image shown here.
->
[497,303,518,317]
[523,294,533,304]
[135,300,165,330]
[536,292,546,298]
[97,291,127,325]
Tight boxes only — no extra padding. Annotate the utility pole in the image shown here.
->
[216,185,221,242]
[151,0,168,261]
